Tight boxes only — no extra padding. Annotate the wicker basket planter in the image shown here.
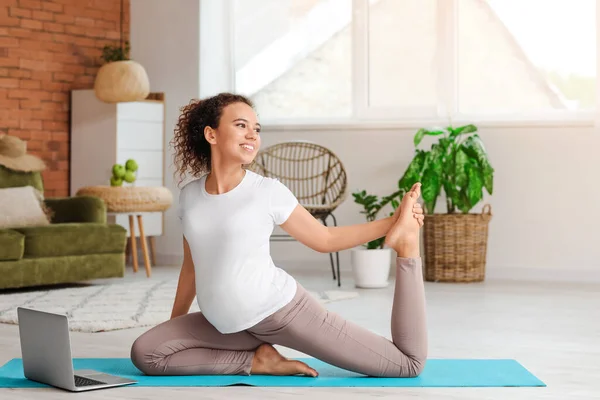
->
[422,204,492,283]
[76,186,173,213]
[94,60,150,103]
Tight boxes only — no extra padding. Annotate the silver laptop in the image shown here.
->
[17,307,137,392]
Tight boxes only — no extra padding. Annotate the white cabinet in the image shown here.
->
[70,90,166,237]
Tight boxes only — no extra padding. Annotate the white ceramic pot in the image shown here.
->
[351,247,392,288]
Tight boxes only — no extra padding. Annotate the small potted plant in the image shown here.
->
[94,40,150,103]
[398,124,494,282]
[350,190,402,288]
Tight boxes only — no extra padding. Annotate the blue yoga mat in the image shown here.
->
[0,358,545,388]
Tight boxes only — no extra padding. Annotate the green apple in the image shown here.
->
[124,170,136,183]
[110,176,123,186]
[112,163,126,179]
[125,159,138,172]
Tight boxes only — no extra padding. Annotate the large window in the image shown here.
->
[233,0,352,120]
[231,0,596,124]
[457,0,596,117]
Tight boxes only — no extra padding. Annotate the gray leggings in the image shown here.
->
[130,256,428,377]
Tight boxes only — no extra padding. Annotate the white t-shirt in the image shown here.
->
[178,170,299,334]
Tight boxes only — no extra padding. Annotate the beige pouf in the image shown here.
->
[76,186,173,213]
[76,186,173,277]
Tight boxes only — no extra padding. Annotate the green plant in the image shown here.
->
[352,191,401,249]
[101,41,130,63]
[398,124,494,214]
[352,123,494,248]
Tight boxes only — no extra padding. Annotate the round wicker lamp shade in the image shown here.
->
[94,60,150,103]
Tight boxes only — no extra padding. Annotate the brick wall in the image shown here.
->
[0,0,130,197]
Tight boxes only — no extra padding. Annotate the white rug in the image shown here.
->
[0,279,358,333]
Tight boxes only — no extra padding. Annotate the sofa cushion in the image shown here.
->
[14,223,127,258]
[0,186,51,229]
[0,229,25,261]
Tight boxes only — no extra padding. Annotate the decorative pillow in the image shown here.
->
[0,186,51,229]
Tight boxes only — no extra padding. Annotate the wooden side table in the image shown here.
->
[76,186,173,278]
[126,235,158,266]
[110,212,152,276]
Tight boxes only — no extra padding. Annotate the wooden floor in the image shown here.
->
[1,264,598,399]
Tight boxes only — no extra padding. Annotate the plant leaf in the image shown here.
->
[352,191,382,221]
[462,134,487,162]
[457,189,472,213]
[449,146,475,213]
[421,145,444,213]
[413,128,426,147]
[442,181,458,213]
[460,124,478,134]
[443,153,455,185]
[426,130,445,136]
[462,134,494,194]
[466,164,484,209]
[450,124,478,138]
[422,168,441,214]
[454,148,469,187]
[483,165,494,195]
[413,127,445,148]
[398,150,426,192]
[367,237,385,249]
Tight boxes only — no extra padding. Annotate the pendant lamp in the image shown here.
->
[94,0,150,103]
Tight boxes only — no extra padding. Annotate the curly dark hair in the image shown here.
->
[171,93,254,186]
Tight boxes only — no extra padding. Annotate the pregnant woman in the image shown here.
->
[130,93,428,378]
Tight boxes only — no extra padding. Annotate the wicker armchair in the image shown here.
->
[251,141,348,286]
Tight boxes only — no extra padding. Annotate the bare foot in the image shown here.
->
[385,183,422,258]
[392,183,425,226]
[251,343,318,377]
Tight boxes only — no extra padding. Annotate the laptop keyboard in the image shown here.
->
[74,375,106,387]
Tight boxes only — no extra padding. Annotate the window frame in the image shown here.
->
[228,0,599,128]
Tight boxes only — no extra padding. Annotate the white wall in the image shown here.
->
[130,0,201,260]
[199,0,234,97]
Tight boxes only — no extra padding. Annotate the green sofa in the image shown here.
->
[0,165,127,290]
